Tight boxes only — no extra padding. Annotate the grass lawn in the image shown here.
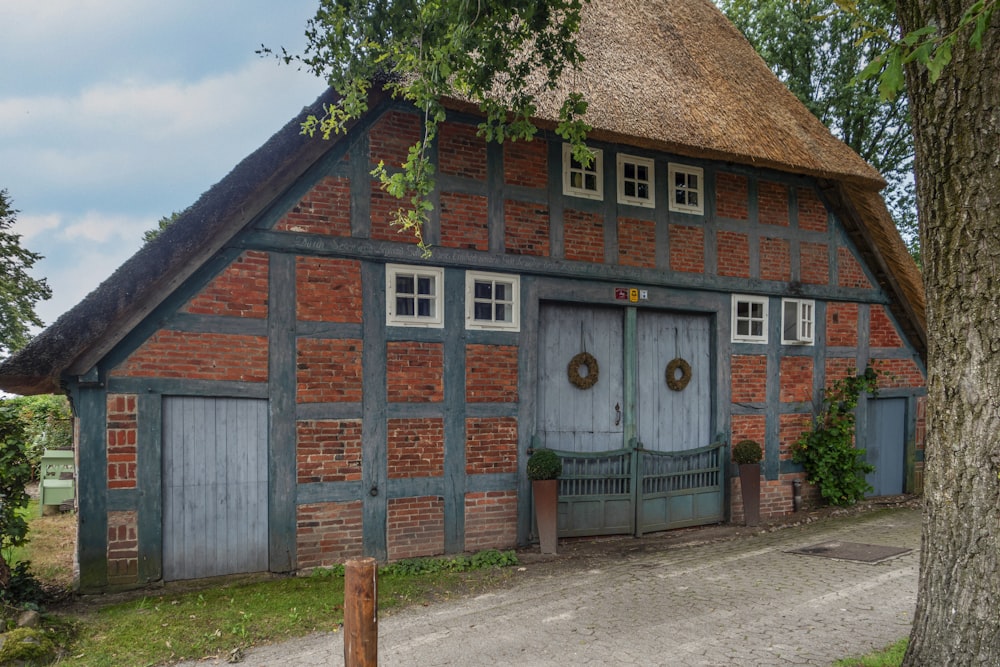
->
[831,638,907,667]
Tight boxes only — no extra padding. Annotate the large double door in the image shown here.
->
[536,304,724,537]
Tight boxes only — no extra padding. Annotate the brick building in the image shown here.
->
[0,0,926,591]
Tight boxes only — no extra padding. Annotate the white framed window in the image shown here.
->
[668,163,704,215]
[563,143,603,200]
[617,154,655,208]
[386,264,444,328]
[782,298,815,345]
[465,271,520,331]
[732,295,768,343]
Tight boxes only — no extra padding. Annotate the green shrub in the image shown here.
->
[732,439,763,464]
[526,448,562,480]
[0,400,34,592]
[792,366,878,506]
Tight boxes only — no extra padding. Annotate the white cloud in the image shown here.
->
[13,212,62,242]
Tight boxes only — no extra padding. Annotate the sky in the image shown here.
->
[1,0,328,331]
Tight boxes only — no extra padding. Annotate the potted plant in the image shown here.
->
[527,448,562,554]
[733,439,763,527]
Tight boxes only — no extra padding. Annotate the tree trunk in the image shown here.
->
[895,2,1000,664]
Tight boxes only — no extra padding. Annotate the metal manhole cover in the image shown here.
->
[788,541,911,564]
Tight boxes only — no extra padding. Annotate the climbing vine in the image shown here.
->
[792,365,880,506]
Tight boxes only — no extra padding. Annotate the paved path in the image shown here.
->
[184,508,920,666]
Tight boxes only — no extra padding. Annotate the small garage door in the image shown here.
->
[162,397,269,580]
[865,397,906,497]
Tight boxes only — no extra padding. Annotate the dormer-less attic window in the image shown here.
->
[563,143,603,200]
[668,163,704,215]
[617,154,655,208]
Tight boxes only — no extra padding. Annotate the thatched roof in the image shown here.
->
[0,0,923,396]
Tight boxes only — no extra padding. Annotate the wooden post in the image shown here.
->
[343,557,378,667]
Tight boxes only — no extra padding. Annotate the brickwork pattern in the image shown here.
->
[800,242,829,284]
[296,257,362,322]
[438,122,487,180]
[564,208,605,263]
[872,358,925,388]
[466,344,518,402]
[669,224,705,273]
[731,355,767,403]
[825,357,858,389]
[183,251,269,318]
[504,139,547,187]
[296,338,363,403]
[717,231,750,278]
[780,356,814,403]
[107,394,137,490]
[387,418,445,479]
[617,217,656,268]
[439,192,489,251]
[387,496,445,561]
[107,510,138,584]
[759,237,791,282]
[758,181,790,226]
[779,413,811,460]
[797,187,828,232]
[370,110,422,168]
[112,331,268,382]
[296,420,363,484]
[826,303,859,347]
[715,172,749,220]
[838,247,872,288]
[869,306,904,348]
[731,414,766,447]
[504,201,550,256]
[296,501,364,568]
[386,342,444,402]
[464,491,518,552]
[465,417,518,474]
[276,176,351,236]
[370,183,405,242]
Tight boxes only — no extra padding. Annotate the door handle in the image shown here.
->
[614,402,621,426]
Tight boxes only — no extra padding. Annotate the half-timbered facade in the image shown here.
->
[0,0,926,591]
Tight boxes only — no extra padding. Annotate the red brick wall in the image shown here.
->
[296,339,363,403]
[564,209,605,263]
[370,183,404,242]
[504,201,550,256]
[758,181,789,226]
[107,510,138,584]
[504,139,547,187]
[731,355,767,403]
[387,418,445,478]
[825,358,858,389]
[716,172,749,220]
[780,356,814,403]
[797,187,828,232]
[296,257,362,322]
[438,122,487,180]
[779,414,810,460]
[800,241,829,284]
[870,306,904,347]
[618,217,656,268]
[669,224,704,273]
[466,344,518,402]
[111,331,268,382]
[731,414,766,447]
[276,176,351,236]
[387,496,445,560]
[826,303,859,347]
[370,110,421,168]
[838,247,872,288]
[872,358,925,388]
[297,501,364,568]
[465,491,518,551]
[759,237,791,282]
[466,417,518,474]
[717,231,750,278]
[107,394,137,490]
[183,251,269,318]
[386,342,444,402]
[439,192,489,251]
[296,420,363,484]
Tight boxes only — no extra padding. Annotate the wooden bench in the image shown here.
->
[39,449,75,515]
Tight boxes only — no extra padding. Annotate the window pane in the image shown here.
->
[585,174,597,191]
[571,172,583,189]
[688,192,698,207]
[737,319,750,336]
[751,302,763,319]
[625,182,636,197]
[474,302,492,321]
[624,163,635,179]
[396,296,414,316]
[637,165,648,181]
[637,183,649,199]
[675,191,686,205]
[474,281,492,299]
[417,297,433,317]
[396,275,414,295]
[737,301,750,318]
[495,303,509,322]
[417,276,433,295]
[494,282,508,301]
[751,321,763,337]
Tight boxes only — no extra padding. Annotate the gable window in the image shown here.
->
[563,143,603,200]
[782,298,815,345]
[386,264,444,328]
[466,271,520,331]
[617,154,655,208]
[668,163,704,215]
[732,295,768,343]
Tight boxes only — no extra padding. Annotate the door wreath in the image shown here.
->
[665,357,692,391]
[567,352,600,389]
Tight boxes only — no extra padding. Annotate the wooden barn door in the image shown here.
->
[162,397,269,580]
[535,304,721,537]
